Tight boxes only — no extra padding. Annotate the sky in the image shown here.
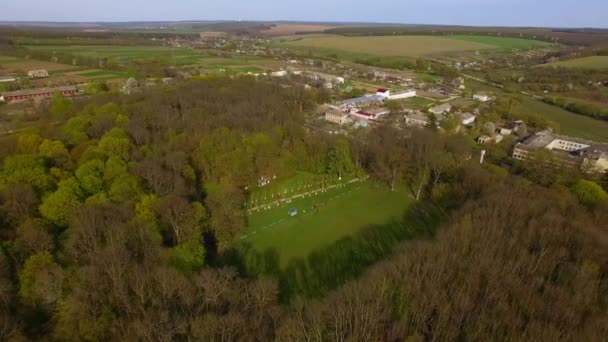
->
[1,0,607,28]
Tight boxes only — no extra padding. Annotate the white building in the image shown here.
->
[376,88,391,98]
[0,76,16,83]
[512,130,608,173]
[271,70,288,77]
[27,69,49,78]
[474,94,491,102]
[335,77,345,84]
[459,112,476,126]
[388,90,417,100]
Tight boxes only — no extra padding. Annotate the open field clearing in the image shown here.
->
[538,56,608,70]
[261,24,338,36]
[240,181,412,267]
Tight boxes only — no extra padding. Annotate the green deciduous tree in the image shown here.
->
[327,138,355,180]
[19,252,64,305]
[0,155,53,191]
[571,179,608,207]
[39,178,83,226]
[75,159,105,196]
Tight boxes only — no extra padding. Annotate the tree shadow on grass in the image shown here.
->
[221,200,444,302]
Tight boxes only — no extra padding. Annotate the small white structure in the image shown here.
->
[376,88,390,98]
[459,112,476,126]
[27,69,49,78]
[335,77,345,84]
[0,76,16,83]
[271,70,288,77]
[388,90,417,100]
[474,94,491,102]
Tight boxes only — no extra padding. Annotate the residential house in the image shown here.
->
[474,93,491,102]
[459,112,476,126]
[405,111,430,127]
[429,103,452,115]
[325,108,350,125]
[27,69,49,78]
[477,134,504,144]
[271,70,288,77]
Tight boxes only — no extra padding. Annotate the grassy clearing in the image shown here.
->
[241,181,412,267]
[538,56,608,70]
[448,35,554,50]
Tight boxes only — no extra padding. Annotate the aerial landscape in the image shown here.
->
[1,0,608,340]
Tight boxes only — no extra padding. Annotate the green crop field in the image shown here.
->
[239,181,412,268]
[515,98,608,141]
[282,35,552,57]
[25,45,207,66]
[449,35,554,50]
[538,56,608,70]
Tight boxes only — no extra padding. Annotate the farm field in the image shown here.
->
[282,35,551,57]
[22,45,285,73]
[26,45,206,66]
[240,181,412,268]
[449,35,555,50]
[538,56,608,70]
[261,24,337,36]
[515,98,608,141]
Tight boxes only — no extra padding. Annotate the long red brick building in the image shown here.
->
[0,85,83,103]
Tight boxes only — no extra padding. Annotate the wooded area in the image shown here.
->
[0,77,607,340]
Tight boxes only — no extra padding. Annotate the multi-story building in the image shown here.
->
[512,131,608,173]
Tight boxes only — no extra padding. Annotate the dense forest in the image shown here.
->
[0,77,607,340]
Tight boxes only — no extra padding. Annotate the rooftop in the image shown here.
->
[1,85,80,97]
[341,94,383,106]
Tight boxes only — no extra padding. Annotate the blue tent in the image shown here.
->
[288,208,298,217]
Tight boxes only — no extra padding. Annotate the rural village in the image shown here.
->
[1,18,608,341]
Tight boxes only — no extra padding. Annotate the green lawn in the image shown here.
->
[241,181,413,267]
[538,56,608,70]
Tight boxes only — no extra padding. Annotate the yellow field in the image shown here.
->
[284,35,495,56]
